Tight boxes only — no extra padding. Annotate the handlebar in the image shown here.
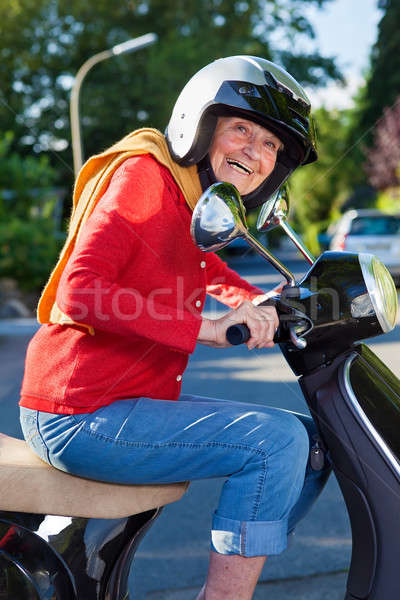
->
[226,323,280,345]
[226,291,311,349]
[226,323,251,345]
[226,321,307,349]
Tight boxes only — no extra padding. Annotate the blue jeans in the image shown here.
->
[20,395,330,557]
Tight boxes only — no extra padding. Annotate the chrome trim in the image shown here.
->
[191,182,297,285]
[244,232,296,286]
[256,185,315,265]
[359,253,397,333]
[343,353,400,480]
[280,220,315,265]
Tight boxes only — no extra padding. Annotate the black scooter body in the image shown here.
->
[296,343,400,599]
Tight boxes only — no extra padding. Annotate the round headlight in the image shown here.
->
[359,253,398,332]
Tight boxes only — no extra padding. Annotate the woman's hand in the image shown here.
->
[197,300,279,350]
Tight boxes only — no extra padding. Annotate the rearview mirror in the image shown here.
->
[190,182,247,252]
[191,182,296,286]
[257,185,315,265]
[256,185,289,233]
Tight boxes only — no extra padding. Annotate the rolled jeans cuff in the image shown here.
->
[211,512,288,557]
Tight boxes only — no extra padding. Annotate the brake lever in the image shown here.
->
[226,289,313,348]
[264,287,312,349]
[289,325,307,349]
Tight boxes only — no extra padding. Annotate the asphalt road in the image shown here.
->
[1,252,400,598]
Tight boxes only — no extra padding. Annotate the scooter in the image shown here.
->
[191,182,400,600]
[0,181,399,599]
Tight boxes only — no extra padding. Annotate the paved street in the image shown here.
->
[1,252,400,598]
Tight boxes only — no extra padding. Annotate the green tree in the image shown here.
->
[296,0,400,244]
[356,0,400,143]
[365,97,400,190]
[0,130,63,292]
[345,0,400,187]
[0,0,341,191]
[289,107,356,252]
[0,131,57,220]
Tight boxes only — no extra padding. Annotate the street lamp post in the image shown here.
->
[70,33,158,176]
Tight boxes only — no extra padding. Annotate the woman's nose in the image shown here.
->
[242,137,260,161]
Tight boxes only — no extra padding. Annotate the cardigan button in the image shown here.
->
[200,260,206,268]
[176,374,182,382]
[195,300,201,308]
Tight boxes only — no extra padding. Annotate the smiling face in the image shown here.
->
[208,116,283,196]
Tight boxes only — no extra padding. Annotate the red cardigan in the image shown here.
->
[20,156,263,414]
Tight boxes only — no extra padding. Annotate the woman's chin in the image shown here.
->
[234,182,257,196]
[230,176,261,196]
[222,178,255,196]
[214,170,260,196]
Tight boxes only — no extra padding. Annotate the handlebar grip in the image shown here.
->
[226,324,251,345]
[226,324,282,346]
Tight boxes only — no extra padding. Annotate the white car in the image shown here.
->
[330,209,400,284]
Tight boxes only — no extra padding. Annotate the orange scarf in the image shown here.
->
[37,128,202,333]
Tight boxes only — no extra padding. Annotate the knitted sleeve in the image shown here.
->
[205,252,264,308]
[56,158,202,354]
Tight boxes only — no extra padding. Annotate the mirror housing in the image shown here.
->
[191,182,296,286]
[256,185,289,233]
[190,182,248,252]
[257,185,315,265]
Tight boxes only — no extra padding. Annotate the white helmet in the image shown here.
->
[166,55,317,209]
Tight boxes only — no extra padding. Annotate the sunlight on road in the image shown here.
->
[368,340,400,378]
[191,337,400,382]
[190,353,297,382]
[297,536,351,548]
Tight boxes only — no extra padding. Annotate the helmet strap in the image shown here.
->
[196,153,294,212]
[196,155,217,192]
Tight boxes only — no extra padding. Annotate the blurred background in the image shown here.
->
[0,0,399,311]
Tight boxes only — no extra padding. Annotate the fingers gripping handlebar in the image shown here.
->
[226,322,285,345]
[226,322,306,349]
[226,291,312,349]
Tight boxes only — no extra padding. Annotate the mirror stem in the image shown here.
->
[244,233,296,286]
[280,221,315,265]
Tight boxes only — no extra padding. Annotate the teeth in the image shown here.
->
[226,158,253,175]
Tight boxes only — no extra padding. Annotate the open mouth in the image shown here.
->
[226,158,254,175]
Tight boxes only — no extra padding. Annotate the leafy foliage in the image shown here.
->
[0,130,62,292]
[289,107,354,248]
[364,97,400,190]
[0,131,57,220]
[295,0,400,241]
[0,0,341,191]
[0,218,61,292]
[356,0,400,145]
[345,0,400,177]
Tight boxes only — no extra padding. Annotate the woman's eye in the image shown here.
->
[265,140,276,149]
[237,125,247,134]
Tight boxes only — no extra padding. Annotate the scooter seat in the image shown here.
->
[0,433,189,518]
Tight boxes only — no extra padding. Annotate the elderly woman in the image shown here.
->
[19,56,329,599]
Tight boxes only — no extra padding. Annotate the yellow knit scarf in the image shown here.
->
[37,128,203,333]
